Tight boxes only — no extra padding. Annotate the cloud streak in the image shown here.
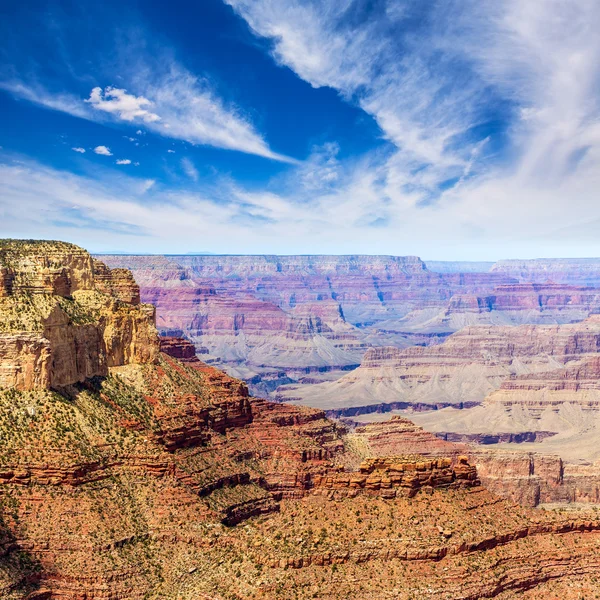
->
[2,147,600,259]
[1,59,295,163]
[225,0,600,210]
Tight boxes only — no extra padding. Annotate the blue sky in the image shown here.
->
[1,0,600,259]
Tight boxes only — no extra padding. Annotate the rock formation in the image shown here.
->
[278,316,600,411]
[396,283,600,334]
[96,255,600,405]
[491,257,600,286]
[0,240,158,390]
[96,254,517,394]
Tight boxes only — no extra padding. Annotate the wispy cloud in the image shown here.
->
[1,60,296,162]
[181,157,199,181]
[0,80,91,120]
[2,151,600,258]
[226,0,600,210]
[116,158,132,165]
[93,145,112,156]
[71,147,86,153]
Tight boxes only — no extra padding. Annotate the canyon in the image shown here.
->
[96,253,600,517]
[3,241,600,598]
[98,254,600,398]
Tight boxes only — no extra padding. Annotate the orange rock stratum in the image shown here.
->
[2,240,600,599]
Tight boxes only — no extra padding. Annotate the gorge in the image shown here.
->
[2,241,600,598]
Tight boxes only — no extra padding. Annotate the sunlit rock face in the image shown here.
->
[0,240,158,390]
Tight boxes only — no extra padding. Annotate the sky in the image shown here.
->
[1,0,600,259]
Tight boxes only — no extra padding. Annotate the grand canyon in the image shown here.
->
[2,241,600,598]
[4,0,600,596]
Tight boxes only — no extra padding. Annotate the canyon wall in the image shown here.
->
[4,244,600,598]
[279,316,600,410]
[491,258,600,286]
[97,254,600,401]
[0,240,158,390]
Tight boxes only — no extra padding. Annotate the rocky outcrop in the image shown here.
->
[159,336,197,361]
[344,415,600,509]
[92,258,141,305]
[0,334,51,390]
[0,239,94,295]
[0,240,159,390]
[279,316,600,410]
[312,455,479,500]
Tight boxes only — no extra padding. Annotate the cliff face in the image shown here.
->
[96,255,600,403]
[491,258,600,286]
[96,254,515,392]
[0,240,158,390]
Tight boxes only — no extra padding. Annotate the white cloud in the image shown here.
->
[2,153,600,258]
[72,147,86,153]
[94,146,113,156]
[226,0,600,222]
[116,158,132,165]
[1,65,294,162]
[86,86,161,123]
[167,149,175,153]
[181,157,199,181]
[2,2,600,257]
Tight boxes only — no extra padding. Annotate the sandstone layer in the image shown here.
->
[0,240,158,390]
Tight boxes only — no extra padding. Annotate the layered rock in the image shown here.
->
[4,242,600,599]
[159,336,197,361]
[343,415,600,509]
[279,316,600,410]
[392,282,600,338]
[97,254,515,394]
[0,239,94,295]
[0,240,158,390]
[491,258,600,286]
[95,254,600,405]
[312,455,478,500]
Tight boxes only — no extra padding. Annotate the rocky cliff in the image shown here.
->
[279,316,600,410]
[97,254,600,403]
[96,254,515,394]
[0,240,158,390]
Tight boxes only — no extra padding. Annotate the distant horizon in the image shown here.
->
[91,250,600,263]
